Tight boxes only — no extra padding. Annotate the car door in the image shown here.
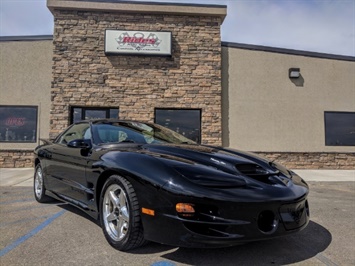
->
[46,122,92,206]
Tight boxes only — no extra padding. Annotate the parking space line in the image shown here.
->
[0,215,53,228]
[1,202,66,214]
[0,210,66,257]
[0,198,35,205]
[0,189,33,195]
[151,262,176,266]
[315,253,339,266]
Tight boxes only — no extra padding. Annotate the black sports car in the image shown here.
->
[34,120,309,251]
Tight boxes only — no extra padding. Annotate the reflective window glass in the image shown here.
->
[72,108,82,123]
[85,110,107,120]
[0,106,38,143]
[325,112,355,146]
[155,109,201,143]
[70,107,119,123]
[109,109,119,119]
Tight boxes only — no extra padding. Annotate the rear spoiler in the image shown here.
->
[39,138,53,145]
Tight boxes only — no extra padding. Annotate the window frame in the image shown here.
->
[0,105,38,143]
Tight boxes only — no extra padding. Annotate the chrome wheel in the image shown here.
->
[100,175,146,250]
[34,167,43,198]
[34,164,52,203]
[102,184,130,241]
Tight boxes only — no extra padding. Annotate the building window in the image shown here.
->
[325,111,355,146]
[70,107,119,124]
[155,109,201,143]
[0,106,38,143]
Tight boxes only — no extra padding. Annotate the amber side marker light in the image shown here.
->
[142,207,155,216]
[176,203,195,217]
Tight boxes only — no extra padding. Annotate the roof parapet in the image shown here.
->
[47,0,227,22]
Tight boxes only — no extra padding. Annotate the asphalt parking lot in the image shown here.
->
[0,169,354,266]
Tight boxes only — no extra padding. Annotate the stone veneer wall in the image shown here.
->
[257,152,355,169]
[50,10,223,145]
[0,150,34,168]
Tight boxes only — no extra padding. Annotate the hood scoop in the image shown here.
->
[235,163,289,186]
[235,163,271,176]
[146,144,253,173]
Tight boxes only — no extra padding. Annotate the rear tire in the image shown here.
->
[100,175,146,251]
[34,164,53,203]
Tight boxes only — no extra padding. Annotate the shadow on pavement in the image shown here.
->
[129,220,331,265]
[160,220,332,265]
[57,201,101,226]
[55,197,332,265]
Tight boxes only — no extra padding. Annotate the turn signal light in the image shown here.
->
[176,203,195,216]
[142,207,155,216]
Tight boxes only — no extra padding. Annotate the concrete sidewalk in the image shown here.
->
[293,169,355,182]
[0,168,354,187]
[0,168,34,187]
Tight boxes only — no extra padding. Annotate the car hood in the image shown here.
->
[97,143,308,200]
[139,143,305,188]
[143,144,268,173]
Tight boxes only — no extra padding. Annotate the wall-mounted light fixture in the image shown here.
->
[289,68,300,78]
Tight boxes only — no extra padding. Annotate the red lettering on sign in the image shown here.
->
[5,117,26,126]
[122,37,156,44]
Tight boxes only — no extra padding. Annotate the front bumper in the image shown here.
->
[142,196,309,248]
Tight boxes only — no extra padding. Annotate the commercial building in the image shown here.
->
[1,0,354,168]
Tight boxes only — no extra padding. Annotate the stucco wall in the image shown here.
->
[0,40,52,150]
[222,46,355,153]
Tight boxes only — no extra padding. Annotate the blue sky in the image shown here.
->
[0,0,354,56]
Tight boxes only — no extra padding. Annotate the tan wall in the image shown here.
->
[0,40,52,150]
[222,46,355,152]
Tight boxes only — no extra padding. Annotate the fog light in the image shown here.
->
[257,210,279,234]
[176,203,195,217]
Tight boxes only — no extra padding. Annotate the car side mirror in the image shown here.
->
[67,139,92,149]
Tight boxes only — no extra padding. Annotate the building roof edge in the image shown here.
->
[47,0,227,21]
[0,35,54,42]
[222,42,355,62]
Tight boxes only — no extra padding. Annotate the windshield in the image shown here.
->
[92,121,196,145]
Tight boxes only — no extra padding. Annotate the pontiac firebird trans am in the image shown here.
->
[34,120,309,251]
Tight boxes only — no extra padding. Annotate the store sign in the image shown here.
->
[105,30,172,56]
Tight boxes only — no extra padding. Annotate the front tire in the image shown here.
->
[34,164,52,203]
[100,175,146,251]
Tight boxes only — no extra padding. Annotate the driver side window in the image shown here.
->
[58,123,90,145]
